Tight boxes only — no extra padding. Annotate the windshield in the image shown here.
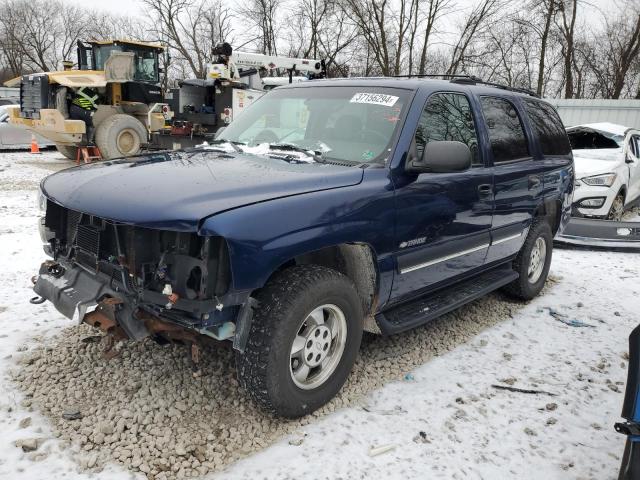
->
[568,128,624,152]
[93,45,122,70]
[218,86,411,165]
[93,45,159,83]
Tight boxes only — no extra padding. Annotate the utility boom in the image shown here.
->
[207,43,326,82]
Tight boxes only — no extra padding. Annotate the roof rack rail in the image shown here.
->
[450,76,540,98]
[391,73,539,97]
[391,74,478,80]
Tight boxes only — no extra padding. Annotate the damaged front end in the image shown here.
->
[32,199,256,351]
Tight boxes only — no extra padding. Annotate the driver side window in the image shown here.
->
[415,92,481,166]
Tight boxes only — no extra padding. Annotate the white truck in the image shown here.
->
[151,44,326,151]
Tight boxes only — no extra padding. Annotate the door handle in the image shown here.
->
[529,175,541,189]
[478,184,493,198]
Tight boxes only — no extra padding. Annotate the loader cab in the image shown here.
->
[77,40,162,85]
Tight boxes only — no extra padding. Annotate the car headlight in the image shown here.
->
[37,186,47,212]
[581,173,617,187]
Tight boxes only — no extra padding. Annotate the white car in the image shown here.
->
[566,122,640,220]
[0,105,54,150]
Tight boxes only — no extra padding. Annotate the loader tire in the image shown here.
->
[55,143,78,161]
[95,114,147,159]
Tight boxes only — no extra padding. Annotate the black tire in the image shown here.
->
[608,192,625,221]
[95,114,147,159]
[503,219,553,300]
[55,143,78,160]
[236,265,364,418]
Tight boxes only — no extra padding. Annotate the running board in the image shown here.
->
[376,264,519,335]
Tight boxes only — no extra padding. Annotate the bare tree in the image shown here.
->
[447,0,502,75]
[556,0,579,97]
[143,0,234,77]
[416,0,453,75]
[237,0,281,54]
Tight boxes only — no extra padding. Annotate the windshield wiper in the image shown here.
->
[267,143,325,162]
[206,139,246,152]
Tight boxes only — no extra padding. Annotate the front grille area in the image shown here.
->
[20,75,49,119]
[66,209,82,244]
[43,202,232,300]
[75,224,101,257]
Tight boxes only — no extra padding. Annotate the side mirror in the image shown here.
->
[407,140,472,173]
[626,155,635,164]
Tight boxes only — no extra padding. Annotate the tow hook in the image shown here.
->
[29,296,46,305]
[615,421,640,436]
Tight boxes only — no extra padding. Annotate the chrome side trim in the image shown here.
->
[399,243,490,274]
[491,232,522,245]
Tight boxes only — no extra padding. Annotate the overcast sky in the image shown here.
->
[70,0,621,34]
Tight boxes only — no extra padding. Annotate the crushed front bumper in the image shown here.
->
[32,260,257,350]
[555,217,640,250]
[33,260,146,338]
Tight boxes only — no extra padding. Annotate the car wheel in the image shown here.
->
[95,114,147,159]
[236,265,363,418]
[608,192,625,221]
[503,219,553,300]
[55,143,78,160]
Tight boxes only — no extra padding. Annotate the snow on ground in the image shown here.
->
[0,149,639,480]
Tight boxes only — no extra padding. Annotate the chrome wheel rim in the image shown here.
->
[528,237,547,283]
[116,128,139,155]
[289,304,347,390]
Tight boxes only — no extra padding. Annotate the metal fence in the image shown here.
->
[546,99,640,129]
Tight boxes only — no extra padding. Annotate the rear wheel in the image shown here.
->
[608,192,625,221]
[236,265,363,418]
[503,219,553,300]
[55,143,78,160]
[95,114,147,159]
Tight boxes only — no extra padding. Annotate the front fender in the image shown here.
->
[198,168,396,299]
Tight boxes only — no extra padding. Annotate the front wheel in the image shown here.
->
[503,219,553,300]
[55,143,78,160]
[608,192,625,221]
[236,265,363,418]
[95,114,147,159]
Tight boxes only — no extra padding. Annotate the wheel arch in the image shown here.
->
[534,197,563,236]
[258,242,380,317]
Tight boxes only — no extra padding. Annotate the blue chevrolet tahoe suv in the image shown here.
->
[33,77,574,417]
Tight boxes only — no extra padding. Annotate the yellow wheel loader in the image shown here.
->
[5,40,170,160]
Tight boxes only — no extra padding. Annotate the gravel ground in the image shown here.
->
[1,150,639,479]
[10,287,529,479]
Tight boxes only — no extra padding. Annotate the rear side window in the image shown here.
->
[523,99,571,156]
[480,96,529,163]
[415,92,481,165]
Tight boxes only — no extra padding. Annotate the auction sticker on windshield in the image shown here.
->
[350,92,399,107]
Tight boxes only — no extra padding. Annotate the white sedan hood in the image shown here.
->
[573,148,623,177]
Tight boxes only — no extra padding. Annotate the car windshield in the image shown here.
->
[217,86,411,165]
[568,127,624,153]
